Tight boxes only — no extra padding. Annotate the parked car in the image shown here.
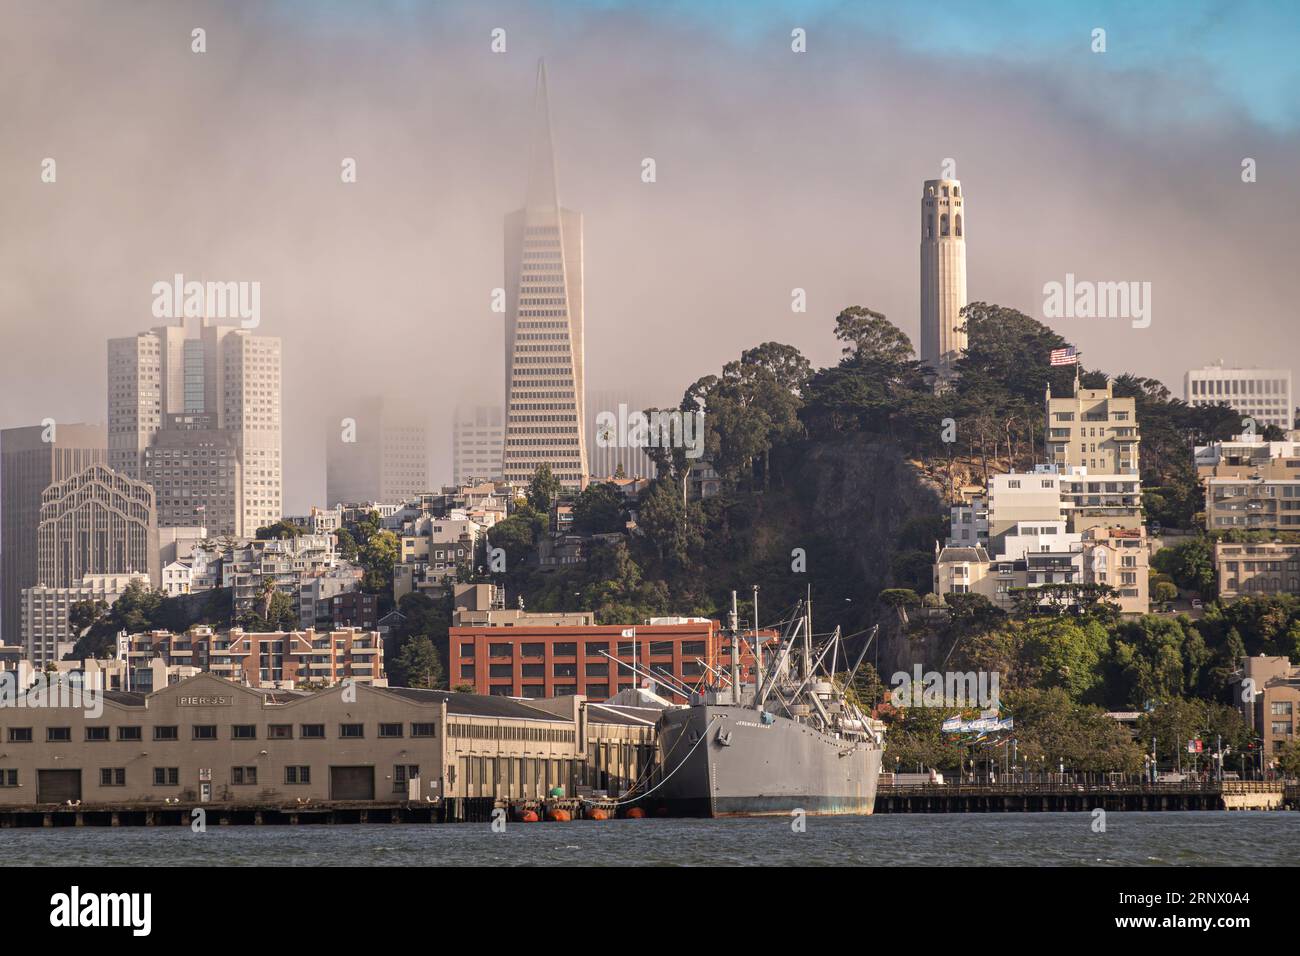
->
[1191,598,1203,610]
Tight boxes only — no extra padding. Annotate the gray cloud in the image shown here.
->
[2,0,1296,511]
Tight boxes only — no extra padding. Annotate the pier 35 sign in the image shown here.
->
[177,695,232,707]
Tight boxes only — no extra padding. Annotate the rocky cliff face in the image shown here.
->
[773,435,949,676]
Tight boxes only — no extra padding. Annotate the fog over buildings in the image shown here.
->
[2,1,1298,513]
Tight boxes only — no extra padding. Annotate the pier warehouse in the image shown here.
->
[0,673,657,806]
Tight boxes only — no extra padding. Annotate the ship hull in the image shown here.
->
[651,704,881,818]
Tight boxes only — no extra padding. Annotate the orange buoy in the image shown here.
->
[625,806,645,819]
[548,808,572,822]
[588,808,608,821]
[519,809,539,823]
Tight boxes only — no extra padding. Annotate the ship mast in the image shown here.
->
[751,584,762,697]
[728,590,740,697]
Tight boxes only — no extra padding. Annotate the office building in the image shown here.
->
[37,462,160,591]
[451,405,504,485]
[450,618,764,703]
[1185,363,1293,431]
[326,396,430,507]
[108,320,281,536]
[0,423,106,643]
[503,61,588,488]
[21,572,149,668]
[920,178,968,377]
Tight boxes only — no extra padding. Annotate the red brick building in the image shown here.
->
[449,620,764,702]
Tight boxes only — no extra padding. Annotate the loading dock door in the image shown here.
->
[329,766,375,800]
[37,769,82,803]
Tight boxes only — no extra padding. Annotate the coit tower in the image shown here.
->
[920,178,967,376]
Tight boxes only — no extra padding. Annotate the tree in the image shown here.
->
[637,478,695,566]
[255,519,306,540]
[527,464,562,513]
[879,588,920,625]
[1153,581,1178,605]
[572,481,626,536]
[392,636,444,689]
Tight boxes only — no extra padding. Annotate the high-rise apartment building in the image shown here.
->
[108,320,281,536]
[503,61,588,488]
[0,423,106,643]
[1045,381,1141,475]
[920,178,968,377]
[452,404,505,485]
[1185,363,1293,431]
[587,389,661,480]
[326,396,430,506]
[36,462,159,591]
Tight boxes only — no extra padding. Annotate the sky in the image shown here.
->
[2,0,1297,512]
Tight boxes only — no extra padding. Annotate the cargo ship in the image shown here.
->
[638,591,884,817]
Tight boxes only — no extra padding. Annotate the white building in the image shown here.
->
[452,405,505,485]
[20,572,150,668]
[1185,363,1293,430]
[325,396,430,507]
[108,320,282,536]
[160,560,193,597]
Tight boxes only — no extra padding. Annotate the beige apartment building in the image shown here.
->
[1195,435,1300,480]
[0,673,656,805]
[1215,541,1300,599]
[1236,656,1300,764]
[121,626,385,689]
[1204,477,1300,531]
[1045,382,1140,475]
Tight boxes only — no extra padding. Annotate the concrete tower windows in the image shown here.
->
[955,214,963,237]
[940,214,950,236]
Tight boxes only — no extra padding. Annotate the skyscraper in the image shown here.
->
[325,396,430,506]
[452,404,505,485]
[503,61,588,488]
[920,178,968,377]
[108,320,281,536]
[0,423,106,643]
[37,462,159,590]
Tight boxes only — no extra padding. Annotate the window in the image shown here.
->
[393,764,420,793]
[285,766,311,785]
[7,728,32,743]
[231,725,257,739]
[411,723,435,738]
[47,727,71,743]
[268,724,292,739]
[0,769,17,787]
[117,726,142,742]
[153,767,179,786]
[231,766,258,785]
[339,723,364,738]
[379,723,403,738]
[100,768,126,787]
[86,726,110,742]
[154,726,178,741]
[192,725,217,740]
[301,724,325,739]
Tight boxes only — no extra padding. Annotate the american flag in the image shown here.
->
[1049,346,1078,367]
